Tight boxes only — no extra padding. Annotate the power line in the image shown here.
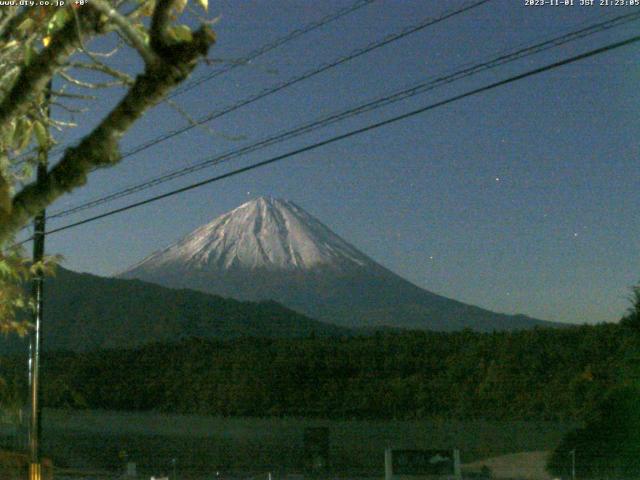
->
[47,10,640,221]
[19,0,491,209]
[114,0,492,161]
[20,0,490,168]
[167,0,378,99]
[12,0,377,165]
[15,0,494,239]
[29,34,640,241]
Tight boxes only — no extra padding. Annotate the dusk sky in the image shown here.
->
[30,0,640,325]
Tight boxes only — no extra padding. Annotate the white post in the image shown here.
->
[570,449,576,480]
[126,461,137,477]
[385,448,394,480]
[453,449,462,480]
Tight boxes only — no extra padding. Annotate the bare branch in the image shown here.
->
[68,61,134,84]
[51,101,88,114]
[0,7,44,42]
[51,90,97,100]
[0,7,100,127]
[79,43,121,58]
[0,7,21,40]
[185,4,221,26]
[50,119,78,129]
[165,98,217,135]
[59,70,130,89]
[165,98,244,141]
[0,11,215,242]
[71,5,122,62]
[90,0,157,65]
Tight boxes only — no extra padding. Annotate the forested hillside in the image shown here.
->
[1,322,636,422]
[0,267,350,353]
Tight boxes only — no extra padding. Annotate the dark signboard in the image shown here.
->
[391,449,454,476]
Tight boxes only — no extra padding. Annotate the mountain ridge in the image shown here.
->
[0,266,350,353]
[119,197,560,331]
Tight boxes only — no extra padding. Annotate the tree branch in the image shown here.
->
[0,7,215,243]
[69,61,134,84]
[0,7,35,42]
[90,0,158,65]
[150,0,175,51]
[0,8,100,128]
[59,70,131,89]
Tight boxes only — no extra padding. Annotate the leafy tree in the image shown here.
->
[620,283,640,329]
[0,322,620,421]
[548,289,640,479]
[0,0,215,332]
[547,386,640,479]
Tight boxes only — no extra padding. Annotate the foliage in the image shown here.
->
[0,321,634,422]
[547,386,640,479]
[547,287,640,479]
[620,283,640,329]
[0,0,215,333]
[0,246,33,336]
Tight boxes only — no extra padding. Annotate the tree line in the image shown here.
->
[0,321,636,422]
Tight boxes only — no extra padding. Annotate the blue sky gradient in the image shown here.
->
[37,0,640,324]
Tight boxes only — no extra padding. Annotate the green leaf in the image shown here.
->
[47,9,70,34]
[0,40,18,51]
[134,23,151,45]
[0,259,12,278]
[1,120,16,147]
[139,0,156,16]
[168,25,192,42]
[16,163,33,183]
[17,18,34,35]
[13,118,33,153]
[23,43,36,67]
[0,154,9,171]
[34,121,48,149]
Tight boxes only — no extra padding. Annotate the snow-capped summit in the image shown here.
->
[119,197,556,332]
[124,196,374,275]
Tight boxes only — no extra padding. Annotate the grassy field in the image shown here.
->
[0,409,576,478]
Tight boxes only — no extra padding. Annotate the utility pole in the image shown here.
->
[570,448,576,480]
[28,81,51,480]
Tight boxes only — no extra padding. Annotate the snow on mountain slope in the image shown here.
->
[119,197,558,331]
[125,197,374,274]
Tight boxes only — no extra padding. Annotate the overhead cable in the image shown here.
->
[48,10,640,221]
[28,33,639,241]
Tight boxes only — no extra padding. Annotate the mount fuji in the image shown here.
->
[119,197,557,331]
